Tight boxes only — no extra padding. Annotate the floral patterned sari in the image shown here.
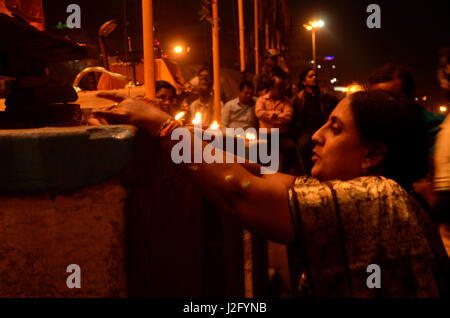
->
[287,175,449,297]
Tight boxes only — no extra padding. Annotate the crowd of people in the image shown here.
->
[154,50,341,175]
[94,51,450,297]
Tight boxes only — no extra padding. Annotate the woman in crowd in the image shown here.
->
[93,89,449,297]
[291,67,339,175]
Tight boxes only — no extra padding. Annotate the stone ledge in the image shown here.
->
[0,125,136,193]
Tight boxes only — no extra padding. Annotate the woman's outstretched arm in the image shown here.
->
[94,96,296,243]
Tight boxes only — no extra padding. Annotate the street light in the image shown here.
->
[174,45,183,54]
[303,19,325,68]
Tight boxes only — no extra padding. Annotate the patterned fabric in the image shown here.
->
[288,175,449,297]
[435,115,450,191]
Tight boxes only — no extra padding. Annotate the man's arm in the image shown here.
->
[272,101,294,124]
[254,97,274,122]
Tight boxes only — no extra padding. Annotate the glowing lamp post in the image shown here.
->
[303,19,325,69]
[174,46,183,54]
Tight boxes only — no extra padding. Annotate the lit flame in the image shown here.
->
[245,132,257,141]
[440,106,447,112]
[346,84,363,94]
[175,111,185,120]
[209,120,220,130]
[192,112,202,125]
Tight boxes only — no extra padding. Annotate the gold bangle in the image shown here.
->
[157,118,173,136]
[159,119,182,138]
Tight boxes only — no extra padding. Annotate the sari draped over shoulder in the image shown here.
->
[287,175,449,297]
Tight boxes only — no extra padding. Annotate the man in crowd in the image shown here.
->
[222,80,257,130]
[181,67,211,112]
[255,74,301,173]
[188,76,222,126]
[254,49,287,97]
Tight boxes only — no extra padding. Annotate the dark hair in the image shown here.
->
[239,80,254,91]
[256,81,270,93]
[368,63,415,99]
[298,67,317,91]
[198,67,211,77]
[349,90,428,189]
[267,69,288,88]
[155,81,176,96]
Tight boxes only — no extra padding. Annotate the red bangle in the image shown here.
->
[160,119,181,138]
[157,118,172,135]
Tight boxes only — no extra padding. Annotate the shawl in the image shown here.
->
[287,175,449,297]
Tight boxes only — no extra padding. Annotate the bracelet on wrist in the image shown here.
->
[158,118,182,138]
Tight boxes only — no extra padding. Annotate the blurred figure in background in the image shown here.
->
[434,49,450,226]
[222,80,257,130]
[291,67,339,175]
[188,67,211,89]
[368,63,445,155]
[367,63,446,214]
[255,74,292,133]
[180,67,212,112]
[434,114,450,222]
[255,73,301,173]
[155,80,177,116]
[188,76,222,126]
[254,49,288,97]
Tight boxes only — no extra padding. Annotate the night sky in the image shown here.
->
[289,0,449,107]
[43,0,449,107]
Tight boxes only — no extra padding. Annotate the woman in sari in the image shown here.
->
[94,89,449,297]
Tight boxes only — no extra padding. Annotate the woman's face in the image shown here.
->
[311,97,370,181]
[302,70,317,87]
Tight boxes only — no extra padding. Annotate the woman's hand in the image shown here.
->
[93,92,171,136]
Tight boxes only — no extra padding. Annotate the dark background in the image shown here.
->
[42,0,449,107]
[289,0,449,107]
